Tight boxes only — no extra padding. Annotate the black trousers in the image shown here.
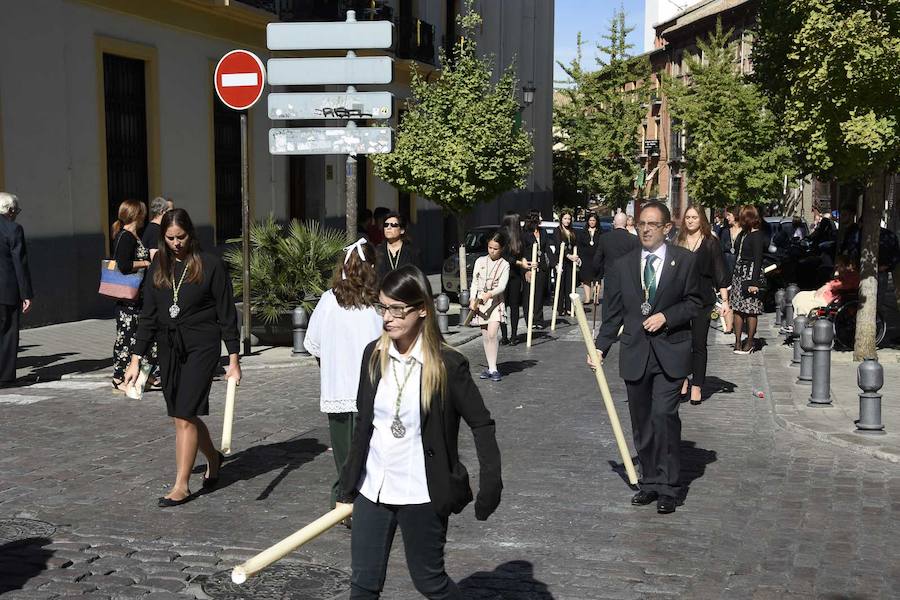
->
[624,348,682,497]
[557,264,573,313]
[504,274,523,338]
[522,271,547,326]
[0,304,19,383]
[689,304,713,387]
[350,494,460,599]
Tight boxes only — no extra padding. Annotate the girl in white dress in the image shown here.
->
[468,231,510,382]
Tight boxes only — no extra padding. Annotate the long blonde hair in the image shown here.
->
[368,265,449,413]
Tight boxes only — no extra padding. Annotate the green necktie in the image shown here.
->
[644,254,658,303]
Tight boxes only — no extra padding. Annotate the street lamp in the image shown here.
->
[522,82,536,107]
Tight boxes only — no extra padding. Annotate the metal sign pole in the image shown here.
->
[344,79,357,242]
[240,113,252,356]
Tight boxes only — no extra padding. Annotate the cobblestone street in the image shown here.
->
[1,319,899,599]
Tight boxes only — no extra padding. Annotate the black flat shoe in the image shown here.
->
[158,494,192,507]
[657,495,676,514]
[509,337,519,346]
[202,451,226,489]
[631,490,659,506]
[690,398,703,406]
[500,337,510,346]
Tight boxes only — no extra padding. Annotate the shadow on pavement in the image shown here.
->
[496,360,538,376]
[677,440,717,505]
[458,560,554,599]
[606,460,640,491]
[199,436,328,500]
[0,537,53,593]
[701,376,737,400]
[13,357,113,384]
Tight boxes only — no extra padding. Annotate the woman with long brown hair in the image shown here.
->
[338,264,502,599]
[123,208,240,506]
[304,238,383,508]
[730,205,766,354]
[110,199,158,392]
[676,206,730,405]
[554,208,580,315]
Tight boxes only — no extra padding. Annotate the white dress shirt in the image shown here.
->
[303,290,383,413]
[640,244,667,291]
[358,335,431,505]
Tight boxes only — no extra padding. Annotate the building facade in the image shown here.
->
[0,0,553,326]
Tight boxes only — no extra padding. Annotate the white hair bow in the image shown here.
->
[341,237,368,279]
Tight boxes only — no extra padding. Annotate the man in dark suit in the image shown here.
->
[593,212,640,283]
[593,201,702,514]
[0,193,34,385]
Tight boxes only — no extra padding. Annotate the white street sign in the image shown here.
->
[267,57,393,86]
[269,127,393,155]
[268,92,393,120]
[267,21,393,51]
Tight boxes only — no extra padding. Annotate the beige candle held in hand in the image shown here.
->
[570,246,579,317]
[220,377,238,455]
[526,243,538,347]
[550,242,566,331]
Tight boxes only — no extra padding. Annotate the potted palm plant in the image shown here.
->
[224,218,346,345]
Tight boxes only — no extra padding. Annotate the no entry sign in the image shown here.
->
[215,50,266,111]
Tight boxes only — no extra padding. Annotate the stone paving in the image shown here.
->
[1,313,899,598]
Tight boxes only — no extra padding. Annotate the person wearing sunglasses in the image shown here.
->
[338,265,502,599]
[374,213,424,283]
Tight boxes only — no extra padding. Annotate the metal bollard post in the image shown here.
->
[856,358,885,433]
[292,306,309,356]
[435,293,450,335]
[791,315,807,366]
[797,321,813,385]
[458,289,470,329]
[808,318,834,406]
[784,283,799,329]
[774,288,785,327]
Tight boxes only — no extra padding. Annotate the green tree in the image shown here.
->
[665,20,791,208]
[372,0,533,250]
[553,34,592,211]
[754,0,900,360]
[556,10,650,210]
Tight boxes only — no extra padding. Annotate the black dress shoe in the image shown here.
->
[631,490,659,505]
[500,337,510,346]
[509,337,519,346]
[202,451,226,490]
[158,494,192,507]
[657,495,676,514]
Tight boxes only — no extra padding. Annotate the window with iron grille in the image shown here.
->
[103,53,148,244]
[213,98,244,243]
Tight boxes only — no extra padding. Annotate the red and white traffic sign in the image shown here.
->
[214,50,266,111]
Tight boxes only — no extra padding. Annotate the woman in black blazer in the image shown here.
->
[339,265,502,599]
[374,213,424,282]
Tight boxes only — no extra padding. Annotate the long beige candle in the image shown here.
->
[570,246,579,317]
[525,243,538,347]
[232,503,354,584]
[458,244,468,291]
[550,242,566,331]
[220,378,238,455]
[570,294,638,485]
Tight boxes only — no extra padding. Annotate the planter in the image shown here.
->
[236,300,317,347]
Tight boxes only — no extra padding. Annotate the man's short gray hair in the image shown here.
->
[0,192,19,215]
[149,196,169,217]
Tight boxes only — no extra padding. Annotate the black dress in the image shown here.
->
[142,222,161,252]
[730,230,765,315]
[134,253,239,417]
[553,228,578,313]
[522,230,551,325]
[112,231,159,381]
[374,240,424,282]
[687,237,730,387]
[576,227,601,285]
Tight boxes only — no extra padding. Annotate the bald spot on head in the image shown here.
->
[613,213,628,229]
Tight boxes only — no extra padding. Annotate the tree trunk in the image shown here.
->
[852,176,884,361]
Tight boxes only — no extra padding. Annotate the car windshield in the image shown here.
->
[464,230,495,252]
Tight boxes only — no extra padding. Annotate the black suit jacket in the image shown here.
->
[595,244,703,381]
[375,240,424,282]
[593,228,640,281]
[0,218,33,306]
[340,341,503,519]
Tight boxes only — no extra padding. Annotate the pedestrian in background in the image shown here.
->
[469,231,509,382]
[111,199,158,393]
[304,238,382,509]
[499,213,526,346]
[719,207,742,334]
[676,205,730,405]
[374,213,424,283]
[577,213,602,307]
[553,209,579,315]
[142,196,174,260]
[593,213,641,289]
[730,205,766,354]
[0,192,33,386]
[339,264,502,599]
[626,214,638,236]
[124,208,241,507]
[522,215,550,330]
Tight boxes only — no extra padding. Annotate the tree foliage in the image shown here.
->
[664,20,791,208]
[371,0,532,222]
[555,10,650,210]
[754,0,900,360]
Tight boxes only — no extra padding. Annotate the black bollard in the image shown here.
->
[784,283,799,330]
[797,321,813,385]
[792,315,807,366]
[292,306,310,356]
[458,289,471,328]
[775,288,785,327]
[856,358,885,433]
[808,318,834,406]
[435,293,450,335]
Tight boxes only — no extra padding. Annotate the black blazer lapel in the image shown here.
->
[651,244,677,310]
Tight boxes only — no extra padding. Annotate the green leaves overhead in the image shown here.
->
[371,0,532,217]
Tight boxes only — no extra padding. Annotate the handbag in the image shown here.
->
[99,233,145,301]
